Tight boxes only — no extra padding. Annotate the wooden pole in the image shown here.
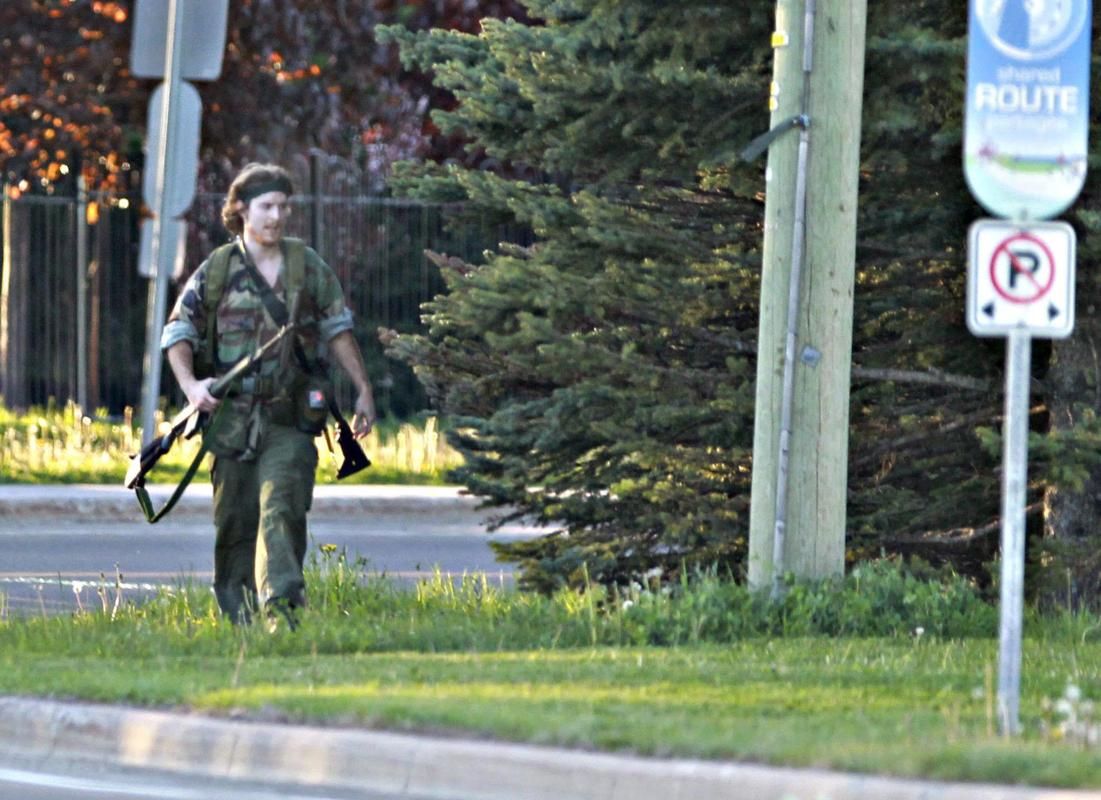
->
[748,0,868,590]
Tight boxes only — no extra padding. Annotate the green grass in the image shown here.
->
[2,558,1101,787]
[0,401,464,485]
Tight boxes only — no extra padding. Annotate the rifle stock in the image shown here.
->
[124,324,295,489]
[333,412,371,479]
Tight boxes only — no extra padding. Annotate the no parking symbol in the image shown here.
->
[989,232,1055,304]
[967,220,1075,338]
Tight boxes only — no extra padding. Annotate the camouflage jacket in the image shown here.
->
[161,237,353,382]
[160,238,354,458]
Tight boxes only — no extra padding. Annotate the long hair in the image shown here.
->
[220,163,294,236]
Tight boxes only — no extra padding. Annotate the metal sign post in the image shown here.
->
[138,0,185,446]
[967,220,1075,734]
[997,327,1029,734]
[964,0,1091,736]
[131,0,228,445]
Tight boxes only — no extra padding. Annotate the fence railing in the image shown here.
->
[0,186,524,418]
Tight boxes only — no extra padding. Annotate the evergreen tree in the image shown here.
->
[380,1,773,589]
[382,0,1101,594]
[1038,40,1101,607]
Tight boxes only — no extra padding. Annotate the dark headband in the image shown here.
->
[238,176,293,204]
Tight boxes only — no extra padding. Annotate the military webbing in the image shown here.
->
[235,247,352,429]
[138,238,308,522]
[202,238,307,370]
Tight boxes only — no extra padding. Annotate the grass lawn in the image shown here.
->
[0,402,463,485]
[2,563,1100,789]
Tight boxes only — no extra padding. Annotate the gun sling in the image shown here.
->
[133,401,228,524]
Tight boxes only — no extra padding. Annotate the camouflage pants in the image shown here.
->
[211,421,318,623]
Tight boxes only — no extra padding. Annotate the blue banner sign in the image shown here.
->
[965,0,1092,220]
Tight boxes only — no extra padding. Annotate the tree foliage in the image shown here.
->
[380,1,780,590]
[0,0,529,195]
[382,0,1101,593]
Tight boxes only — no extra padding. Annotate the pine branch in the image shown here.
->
[856,240,958,262]
[885,502,1042,550]
[851,406,999,470]
[851,366,989,392]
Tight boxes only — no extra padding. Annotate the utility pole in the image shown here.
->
[747,0,868,593]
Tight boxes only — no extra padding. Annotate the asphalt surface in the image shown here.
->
[0,483,534,615]
[1,485,1099,800]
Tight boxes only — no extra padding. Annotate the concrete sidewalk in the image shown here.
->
[0,483,479,519]
[0,696,1096,800]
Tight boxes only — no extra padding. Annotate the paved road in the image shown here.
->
[0,485,542,615]
[0,758,384,799]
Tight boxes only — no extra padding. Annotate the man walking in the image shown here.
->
[161,162,376,629]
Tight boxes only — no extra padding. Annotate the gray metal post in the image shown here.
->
[309,149,324,255]
[0,186,10,404]
[76,175,89,412]
[998,328,1030,735]
[139,0,184,444]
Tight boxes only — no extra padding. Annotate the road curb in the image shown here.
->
[0,484,480,520]
[0,696,1097,800]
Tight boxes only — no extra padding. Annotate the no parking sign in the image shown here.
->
[963,0,1090,737]
[967,219,1075,338]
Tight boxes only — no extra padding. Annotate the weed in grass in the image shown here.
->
[1040,683,1101,749]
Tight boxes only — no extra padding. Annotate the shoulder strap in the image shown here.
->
[204,237,304,310]
[200,240,238,378]
[283,237,307,310]
[233,237,310,327]
[204,242,237,318]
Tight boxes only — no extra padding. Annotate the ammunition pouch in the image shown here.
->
[293,374,332,435]
[262,373,331,436]
[204,397,263,460]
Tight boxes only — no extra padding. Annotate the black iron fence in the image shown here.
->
[0,181,523,418]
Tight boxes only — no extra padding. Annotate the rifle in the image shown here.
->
[125,323,295,491]
[277,285,369,480]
